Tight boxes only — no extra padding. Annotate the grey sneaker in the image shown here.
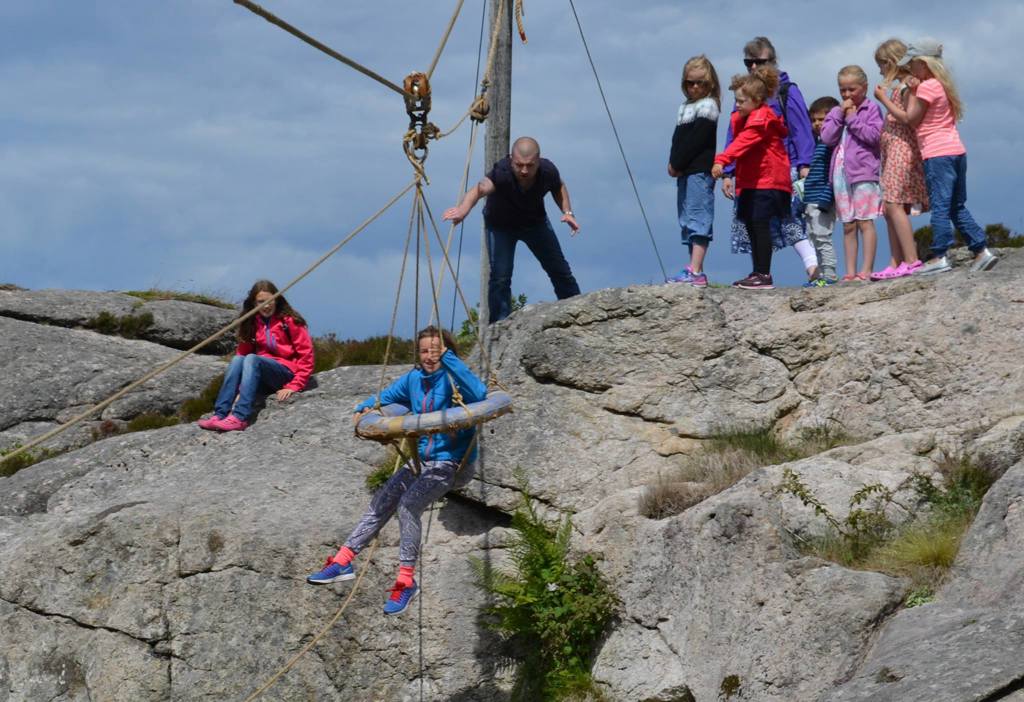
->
[915,256,952,275]
[970,248,998,272]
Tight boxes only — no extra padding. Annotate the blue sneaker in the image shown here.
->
[306,559,355,584]
[666,266,693,284]
[383,580,419,615]
[802,277,835,288]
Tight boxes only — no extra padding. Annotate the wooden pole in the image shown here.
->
[480,0,512,340]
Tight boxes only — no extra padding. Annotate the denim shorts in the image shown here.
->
[676,172,715,243]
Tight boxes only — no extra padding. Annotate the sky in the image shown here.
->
[3,1,1022,338]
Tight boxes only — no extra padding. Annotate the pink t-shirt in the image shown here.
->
[915,78,965,159]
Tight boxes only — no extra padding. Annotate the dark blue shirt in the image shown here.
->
[483,156,562,230]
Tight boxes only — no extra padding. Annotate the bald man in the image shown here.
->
[443,137,581,323]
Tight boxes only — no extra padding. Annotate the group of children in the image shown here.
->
[667,36,997,290]
[195,37,995,616]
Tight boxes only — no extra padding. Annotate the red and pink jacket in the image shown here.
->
[715,105,792,194]
[236,315,314,392]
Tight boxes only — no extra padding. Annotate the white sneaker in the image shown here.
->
[915,256,952,275]
[970,248,998,272]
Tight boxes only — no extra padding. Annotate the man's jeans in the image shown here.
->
[487,218,580,323]
[923,154,987,256]
[214,354,293,421]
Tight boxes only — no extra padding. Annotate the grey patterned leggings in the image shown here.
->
[344,459,466,566]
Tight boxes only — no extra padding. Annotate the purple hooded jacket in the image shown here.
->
[819,100,883,185]
[724,71,815,176]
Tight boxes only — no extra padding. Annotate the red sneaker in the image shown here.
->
[197,416,225,431]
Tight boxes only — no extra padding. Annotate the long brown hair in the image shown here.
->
[730,65,780,105]
[682,54,721,108]
[238,279,307,343]
[416,325,459,363]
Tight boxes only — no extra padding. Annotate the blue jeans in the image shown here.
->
[487,218,580,323]
[214,354,293,421]
[676,172,715,242]
[923,154,986,256]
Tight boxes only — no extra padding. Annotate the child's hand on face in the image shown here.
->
[842,98,856,116]
[905,75,921,90]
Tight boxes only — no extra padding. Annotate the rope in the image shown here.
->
[514,0,527,43]
[566,0,668,281]
[451,0,489,331]
[375,194,419,407]
[232,0,408,98]
[4,180,417,465]
[426,0,466,80]
[241,535,383,702]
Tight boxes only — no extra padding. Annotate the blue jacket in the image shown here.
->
[356,350,488,463]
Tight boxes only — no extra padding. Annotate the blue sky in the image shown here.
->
[3,2,1022,337]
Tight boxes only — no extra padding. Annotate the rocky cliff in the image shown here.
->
[2,255,1024,701]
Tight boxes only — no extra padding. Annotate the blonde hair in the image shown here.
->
[874,38,907,83]
[681,54,721,108]
[837,65,868,85]
[914,55,964,120]
[729,65,779,104]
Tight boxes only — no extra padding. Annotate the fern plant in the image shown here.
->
[471,483,618,701]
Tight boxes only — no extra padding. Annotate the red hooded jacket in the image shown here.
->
[236,315,315,392]
[714,105,792,194]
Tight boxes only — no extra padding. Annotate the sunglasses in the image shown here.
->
[684,79,707,87]
[743,57,772,68]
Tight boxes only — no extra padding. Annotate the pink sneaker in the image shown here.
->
[905,260,923,274]
[215,415,249,432]
[869,265,896,281]
[197,415,225,431]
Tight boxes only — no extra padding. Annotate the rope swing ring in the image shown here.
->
[355,391,514,442]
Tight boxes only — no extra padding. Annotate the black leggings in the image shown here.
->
[745,219,773,275]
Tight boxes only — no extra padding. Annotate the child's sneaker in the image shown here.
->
[307,559,355,584]
[383,580,419,615]
[197,415,225,430]
[971,248,998,272]
[733,273,774,290]
[689,272,708,288]
[915,256,951,275]
[802,277,833,288]
[216,415,249,432]
[666,266,693,284]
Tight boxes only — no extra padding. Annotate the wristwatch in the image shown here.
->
[563,210,574,217]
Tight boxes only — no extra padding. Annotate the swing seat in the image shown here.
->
[355,391,513,442]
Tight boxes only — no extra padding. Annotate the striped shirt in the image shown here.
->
[802,140,834,206]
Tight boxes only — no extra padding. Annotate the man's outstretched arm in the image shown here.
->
[443,176,496,224]
[551,182,580,234]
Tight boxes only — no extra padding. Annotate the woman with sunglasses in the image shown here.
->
[721,37,820,284]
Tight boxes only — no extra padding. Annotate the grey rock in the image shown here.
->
[0,287,237,354]
[0,316,224,453]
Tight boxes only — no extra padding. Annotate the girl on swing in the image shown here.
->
[307,325,487,615]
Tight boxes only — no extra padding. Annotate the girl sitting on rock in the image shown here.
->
[307,326,487,616]
[197,280,314,432]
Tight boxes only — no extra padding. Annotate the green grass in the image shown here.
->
[84,310,154,339]
[125,412,181,432]
[124,288,235,309]
[1,444,64,477]
[640,424,855,520]
[179,375,225,422]
[365,441,411,492]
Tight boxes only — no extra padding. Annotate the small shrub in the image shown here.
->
[365,441,411,493]
[179,375,225,422]
[125,288,236,309]
[91,419,121,441]
[778,455,994,602]
[125,412,180,432]
[471,478,618,701]
[1,444,64,477]
[84,310,154,339]
[312,333,414,373]
[457,293,527,349]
